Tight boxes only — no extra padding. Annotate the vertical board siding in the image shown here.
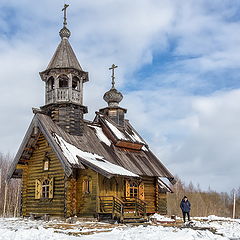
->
[142,176,156,213]
[76,168,98,216]
[98,175,124,199]
[22,134,65,217]
[158,193,167,215]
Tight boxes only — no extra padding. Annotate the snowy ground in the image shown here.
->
[0,215,239,240]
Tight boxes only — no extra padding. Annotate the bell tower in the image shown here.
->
[40,5,88,136]
[99,64,127,126]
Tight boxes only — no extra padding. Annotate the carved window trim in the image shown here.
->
[125,180,144,200]
[35,178,54,199]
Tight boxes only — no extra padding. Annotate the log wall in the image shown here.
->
[22,134,65,217]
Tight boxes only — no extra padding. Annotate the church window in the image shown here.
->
[82,177,92,194]
[43,153,50,171]
[129,181,138,198]
[125,180,144,200]
[59,75,69,88]
[43,159,49,171]
[35,178,54,199]
[72,76,80,90]
[42,179,50,198]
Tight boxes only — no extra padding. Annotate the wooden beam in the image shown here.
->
[16,164,28,170]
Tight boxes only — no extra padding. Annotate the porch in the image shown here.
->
[98,196,148,223]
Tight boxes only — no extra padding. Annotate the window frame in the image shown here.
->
[35,178,54,200]
[42,179,50,199]
[43,154,50,171]
[82,177,92,195]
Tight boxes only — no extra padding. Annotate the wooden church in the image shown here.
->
[8,6,175,222]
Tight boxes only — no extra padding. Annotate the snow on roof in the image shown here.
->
[54,134,138,177]
[88,125,111,146]
[141,145,149,151]
[105,119,128,140]
[105,119,145,144]
[158,177,173,193]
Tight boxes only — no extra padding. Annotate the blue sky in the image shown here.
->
[1,0,240,192]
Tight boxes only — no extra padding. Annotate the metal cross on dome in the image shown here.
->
[62,4,69,27]
[109,64,118,89]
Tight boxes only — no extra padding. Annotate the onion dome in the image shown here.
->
[103,64,123,107]
[59,26,71,39]
[103,87,123,107]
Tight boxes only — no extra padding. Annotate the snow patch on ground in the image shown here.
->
[191,216,240,239]
[0,217,235,240]
[150,213,175,222]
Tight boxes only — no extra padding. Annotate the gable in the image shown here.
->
[8,115,73,180]
[8,113,175,185]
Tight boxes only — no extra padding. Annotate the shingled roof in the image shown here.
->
[8,113,175,184]
[46,37,83,71]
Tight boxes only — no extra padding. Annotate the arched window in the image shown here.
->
[47,76,54,91]
[35,178,54,199]
[125,180,144,199]
[43,155,50,171]
[59,75,69,88]
[72,76,80,90]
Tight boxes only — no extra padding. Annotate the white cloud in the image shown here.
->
[1,0,240,192]
[127,89,240,192]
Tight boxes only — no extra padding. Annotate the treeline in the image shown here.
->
[0,153,21,217]
[0,152,239,218]
[167,176,239,218]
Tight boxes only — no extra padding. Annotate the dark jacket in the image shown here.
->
[180,199,191,212]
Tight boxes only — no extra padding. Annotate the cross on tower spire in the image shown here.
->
[59,4,71,39]
[109,64,118,89]
[62,4,69,27]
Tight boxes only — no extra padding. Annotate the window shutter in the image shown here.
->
[35,179,42,199]
[139,182,145,200]
[126,180,130,197]
[49,178,54,198]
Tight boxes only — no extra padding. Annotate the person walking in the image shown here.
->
[180,196,191,222]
